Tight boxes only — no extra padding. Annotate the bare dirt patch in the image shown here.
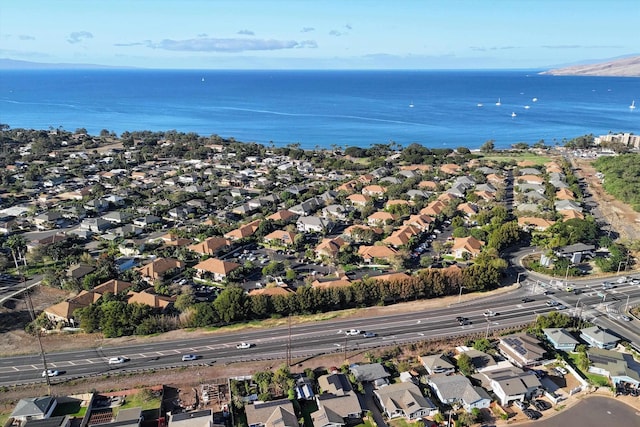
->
[573,157,640,241]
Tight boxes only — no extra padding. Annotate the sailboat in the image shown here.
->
[630,100,636,110]
[496,98,501,106]
[511,112,517,118]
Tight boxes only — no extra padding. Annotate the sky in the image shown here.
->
[1,0,639,70]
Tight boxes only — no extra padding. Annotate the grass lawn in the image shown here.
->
[52,401,87,417]
[566,353,610,386]
[478,152,553,165]
[114,390,161,414]
[389,418,424,427]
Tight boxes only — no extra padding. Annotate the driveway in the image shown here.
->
[362,382,388,427]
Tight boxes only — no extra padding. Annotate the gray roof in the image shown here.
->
[245,399,298,427]
[581,326,619,345]
[350,363,390,382]
[543,328,579,347]
[428,374,473,401]
[11,397,56,418]
[168,409,213,427]
[23,416,69,427]
[588,348,640,383]
[484,367,541,395]
[420,353,455,373]
[375,382,437,415]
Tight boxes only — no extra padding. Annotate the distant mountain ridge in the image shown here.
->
[0,58,132,70]
[541,56,640,77]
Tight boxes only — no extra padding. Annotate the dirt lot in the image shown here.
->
[573,157,640,241]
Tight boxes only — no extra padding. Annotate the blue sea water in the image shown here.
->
[0,69,638,149]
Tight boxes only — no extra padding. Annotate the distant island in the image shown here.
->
[541,55,640,77]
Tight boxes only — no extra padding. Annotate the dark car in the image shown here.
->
[533,400,551,411]
[521,297,533,303]
[523,409,541,420]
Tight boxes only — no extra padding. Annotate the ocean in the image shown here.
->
[0,69,638,149]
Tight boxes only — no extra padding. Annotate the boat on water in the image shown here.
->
[511,112,517,117]
[496,98,501,106]
[201,77,205,82]
[532,97,538,102]
[409,101,414,108]
[631,100,636,110]
[524,105,530,109]
[477,103,483,107]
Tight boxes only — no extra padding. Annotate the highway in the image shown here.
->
[2,271,640,387]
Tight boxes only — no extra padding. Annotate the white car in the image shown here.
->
[483,310,497,317]
[108,356,126,365]
[236,342,252,349]
[181,354,198,361]
[620,315,631,322]
[42,369,59,377]
[345,329,361,336]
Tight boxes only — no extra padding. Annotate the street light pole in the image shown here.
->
[458,285,464,304]
[564,264,571,286]
[485,319,491,339]
[516,272,524,285]
[625,294,630,312]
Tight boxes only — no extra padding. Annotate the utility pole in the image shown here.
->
[287,315,292,366]
[24,276,51,395]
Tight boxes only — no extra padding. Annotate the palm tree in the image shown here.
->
[4,234,27,269]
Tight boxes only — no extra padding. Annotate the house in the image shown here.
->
[419,353,456,375]
[587,348,640,387]
[267,209,297,222]
[367,211,397,226]
[79,217,112,233]
[133,215,162,227]
[225,220,261,241]
[313,373,364,426]
[346,194,371,207]
[374,382,439,420]
[482,366,542,406]
[167,409,214,427]
[289,198,319,216]
[357,245,397,263]
[555,243,595,263]
[264,230,297,247]
[33,211,64,229]
[101,211,131,224]
[383,225,419,248]
[554,199,582,212]
[193,258,241,281]
[580,326,619,349]
[518,217,555,231]
[450,236,484,259]
[420,200,446,217]
[127,290,174,310]
[311,278,352,289]
[137,258,185,282]
[543,328,579,352]
[427,374,491,412]
[296,216,334,233]
[498,333,546,367]
[362,185,386,197]
[66,263,95,280]
[350,363,391,388]
[315,237,348,259]
[439,164,461,175]
[23,416,71,427]
[245,399,299,427]
[403,214,433,231]
[10,397,57,423]
[188,237,231,256]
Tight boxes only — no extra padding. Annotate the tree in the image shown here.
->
[457,353,474,375]
[480,140,495,152]
[214,286,249,324]
[4,234,27,269]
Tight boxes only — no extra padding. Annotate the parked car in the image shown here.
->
[42,369,59,377]
[523,409,541,420]
[345,329,361,336]
[555,366,568,375]
[182,354,198,361]
[533,399,551,411]
[108,356,126,365]
[236,342,252,349]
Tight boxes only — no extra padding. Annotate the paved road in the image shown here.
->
[0,291,555,387]
[519,395,639,427]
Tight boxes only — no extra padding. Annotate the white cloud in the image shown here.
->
[67,31,93,44]
[141,37,317,52]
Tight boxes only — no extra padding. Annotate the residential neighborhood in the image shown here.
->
[1,129,640,426]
